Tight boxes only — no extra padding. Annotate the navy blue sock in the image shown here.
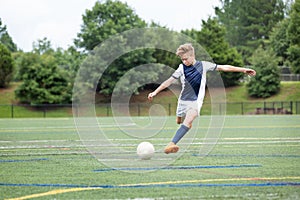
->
[172,125,190,144]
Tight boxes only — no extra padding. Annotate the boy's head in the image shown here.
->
[176,43,195,66]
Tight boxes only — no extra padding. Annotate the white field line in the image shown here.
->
[1,137,300,143]
[1,140,299,149]
[0,123,136,130]
[1,122,300,131]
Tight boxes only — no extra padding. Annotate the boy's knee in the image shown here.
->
[184,122,192,129]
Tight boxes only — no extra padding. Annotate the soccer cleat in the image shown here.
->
[164,142,179,154]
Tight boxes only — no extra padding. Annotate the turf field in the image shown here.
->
[0,115,299,199]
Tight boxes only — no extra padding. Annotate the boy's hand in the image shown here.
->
[245,69,256,76]
[148,92,156,101]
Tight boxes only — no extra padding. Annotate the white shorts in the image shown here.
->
[176,100,200,117]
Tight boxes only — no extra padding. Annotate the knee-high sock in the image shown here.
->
[172,124,190,144]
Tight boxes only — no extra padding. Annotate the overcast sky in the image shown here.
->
[0,0,220,52]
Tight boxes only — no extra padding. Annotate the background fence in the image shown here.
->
[279,66,300,81]
[280,74,300,81]
[0,101,299,118]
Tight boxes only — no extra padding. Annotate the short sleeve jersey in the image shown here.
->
[172,61,217,101]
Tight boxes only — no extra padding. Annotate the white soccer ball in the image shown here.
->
[137,142,155,160]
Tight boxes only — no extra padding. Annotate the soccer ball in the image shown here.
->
[137,142,155,160]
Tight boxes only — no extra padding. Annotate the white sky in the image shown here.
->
[0,0,220,52]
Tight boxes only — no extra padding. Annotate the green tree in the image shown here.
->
[14,52,40,81]
[287,0,300,73]
[54,46,85,80]
[49,46,85,99]
[247,47,281,98]
[149,22,181,74]
[269,18,290,65]
[0,18,17,52]
[74,0,161,96]
[15,39,73,104]
[0,43,14,88]
[215,0,285,64]
[75,0,147,51]
[14,37,54,82]
[15,53,71,104]
[33,37,54,55]
[182,18,244,87]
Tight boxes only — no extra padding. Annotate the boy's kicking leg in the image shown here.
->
[164,109,198,154]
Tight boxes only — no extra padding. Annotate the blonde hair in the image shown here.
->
[176,43,195,57]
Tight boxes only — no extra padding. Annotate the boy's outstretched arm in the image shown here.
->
[217,65,256,76]
[148,77,175,101]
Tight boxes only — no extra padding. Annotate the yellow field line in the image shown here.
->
[6,176,300,200]
[6,187,101,200]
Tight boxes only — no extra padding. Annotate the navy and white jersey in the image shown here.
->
[172,61,217,102]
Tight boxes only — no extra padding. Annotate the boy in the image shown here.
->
[148,43,256,154]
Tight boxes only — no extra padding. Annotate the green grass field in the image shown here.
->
[1,82,300,118]
[1,115,299,199]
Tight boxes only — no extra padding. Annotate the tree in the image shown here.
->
[15,53,71,104]
[182,18,244,87]
[75,0,147,51]
[74,0,162,96]
[0,18,17,52]
[215,0,285,64]
[33,37,54,55]
[287,0,300,73]
[15,39,73,104]
[53,46,85,81]
[14,38,54,82]
[14,52,40,81]
[149,21,181,75]
[247,47,281,98]
[0,43,14,88]
[269,18,290,65]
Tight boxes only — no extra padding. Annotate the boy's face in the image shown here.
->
[180,53,195,66]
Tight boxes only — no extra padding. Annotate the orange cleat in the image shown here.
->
[164,142,179,154]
